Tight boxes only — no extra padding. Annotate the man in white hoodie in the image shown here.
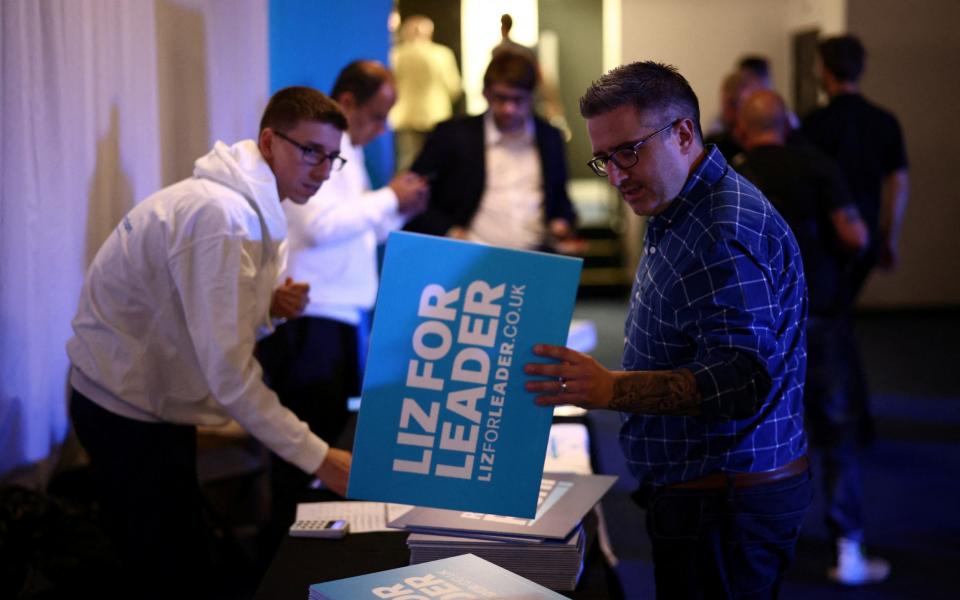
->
[66,86,350,596]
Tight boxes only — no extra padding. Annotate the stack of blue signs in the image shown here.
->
[393,472,617,590]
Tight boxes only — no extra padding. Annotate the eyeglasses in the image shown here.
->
[487,90,532,106]
[587,119,679,176]
[274,130,346,170]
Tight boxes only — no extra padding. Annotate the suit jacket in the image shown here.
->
[404,114,577,240]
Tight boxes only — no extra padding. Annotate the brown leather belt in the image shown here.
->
[667,455,809,491]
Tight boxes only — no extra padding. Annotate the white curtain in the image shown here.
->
[0,0,268,484]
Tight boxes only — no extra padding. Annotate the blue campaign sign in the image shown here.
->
[348,232,582,517]
[309,554,569,599]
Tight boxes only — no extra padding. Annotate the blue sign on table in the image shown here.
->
[348,232,582,518]
[308,553,569,599]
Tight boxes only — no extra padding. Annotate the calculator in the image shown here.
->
[288,519,349,538]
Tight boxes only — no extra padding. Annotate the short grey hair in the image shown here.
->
[580,61,702,141]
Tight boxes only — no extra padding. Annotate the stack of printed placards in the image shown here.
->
[390,472,616,590]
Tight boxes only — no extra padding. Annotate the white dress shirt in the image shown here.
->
[467,112,545,250]
[282,132,406,325]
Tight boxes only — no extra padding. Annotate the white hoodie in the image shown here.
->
[67,140,328,474]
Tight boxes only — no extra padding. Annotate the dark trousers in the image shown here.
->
[805,314,870,540]
[639,471,812,599]
[255,316,360,556]
[70,389,217,599]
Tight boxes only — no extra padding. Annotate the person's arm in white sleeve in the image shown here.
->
[297,184,400,246]
[168,223,349,492]
[297,173,427,245]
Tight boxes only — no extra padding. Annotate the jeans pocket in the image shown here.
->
[725,507,807,596]
[726,476,813,595]
[733,506,807,549]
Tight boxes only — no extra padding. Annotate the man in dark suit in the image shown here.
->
[405,50,577,251]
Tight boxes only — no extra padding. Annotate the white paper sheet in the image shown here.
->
[295,501,413,533]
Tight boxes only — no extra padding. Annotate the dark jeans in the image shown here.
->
[70,389,217,599]
[805,315,870,540]
[255,316,360,557]
[639,471,812,599]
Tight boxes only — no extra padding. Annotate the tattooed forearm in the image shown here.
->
[609,369,701,415]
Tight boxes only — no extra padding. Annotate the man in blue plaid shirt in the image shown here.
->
[525,61,811,598]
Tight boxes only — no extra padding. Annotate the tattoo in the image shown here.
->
[609,369,701,415]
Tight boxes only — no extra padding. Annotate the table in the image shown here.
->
[253,507,623,599]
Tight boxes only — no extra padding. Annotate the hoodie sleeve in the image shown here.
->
[168,203,329,474]
[256,238,289,340]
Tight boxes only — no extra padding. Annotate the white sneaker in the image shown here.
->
[827,537,891,585]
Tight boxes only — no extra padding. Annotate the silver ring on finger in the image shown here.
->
[558,377,568,393]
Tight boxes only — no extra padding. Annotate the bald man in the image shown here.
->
[735,89,889,586]
[704,70,764,160]
[735,90,867,308]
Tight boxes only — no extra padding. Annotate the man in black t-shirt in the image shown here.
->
[801,35,908,586]
[803,35,909,302]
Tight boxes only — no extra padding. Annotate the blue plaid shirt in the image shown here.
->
[620,146,807,487]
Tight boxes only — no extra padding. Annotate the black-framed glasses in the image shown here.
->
[487,90,533,106]
[274,130,346,170]
[587,119,680,176]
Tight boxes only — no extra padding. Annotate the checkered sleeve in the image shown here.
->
[674,238,777,420]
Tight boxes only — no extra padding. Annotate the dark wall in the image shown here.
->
[847,0,960,306]
[397,0,462,68]
[539,0,603,179]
